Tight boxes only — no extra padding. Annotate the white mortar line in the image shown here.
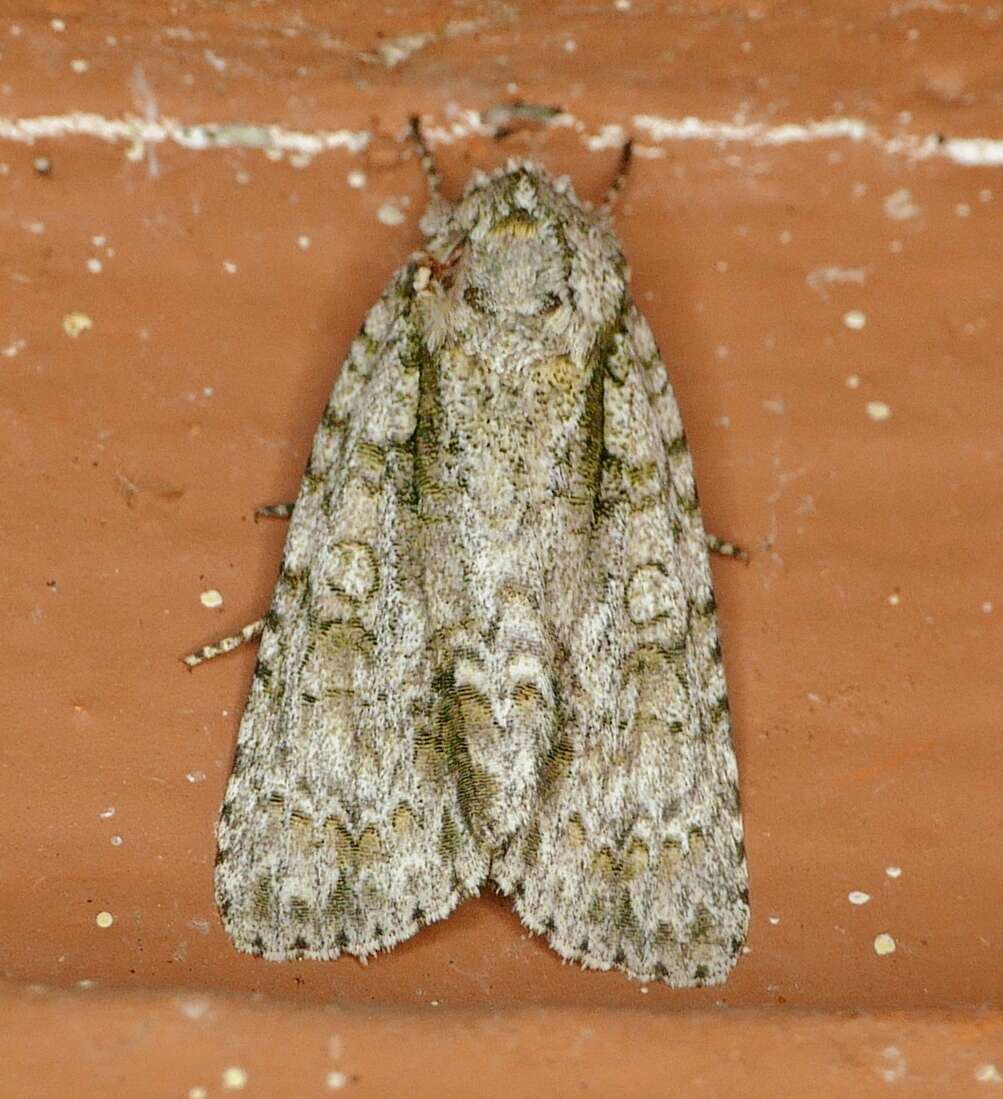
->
[0,110,1000,168]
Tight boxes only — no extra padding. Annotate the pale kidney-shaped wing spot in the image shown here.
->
[328,541,378,600]
[626,564,683,626]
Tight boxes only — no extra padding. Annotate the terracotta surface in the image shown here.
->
[2,2,1001,1095]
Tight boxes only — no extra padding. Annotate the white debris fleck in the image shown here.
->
[879,1046,907,1083]
[186,770,207,784]
[95,910,115,929]
[761,398,785,415]
[975,1064,1003,1084]
[979,189,993,203]
[50,17,66,31]
[778,229,792,244]
[884,188,920,220]
[889,239,904,253]
[887,592,901,606]
[62,311,93,338]
[99,807,116,819]
[110,835,123,846]
[843,309,867,330]
[955,202,971,218]
[614,0,632,9]
[297,234,311,250]
[715,259,729,272]
[222,1066,248,1090]
[768,915,781,925]
[866,400,892,422]
[189,1088,209,1099]
[2,339,26,357]
[86,258,103,274]
[200,588,223,608]
[347,170,367,189]
[873,932,896,955]
[982,601,993,614]
[846,374,861,389]
[563,38,577,52]
[886,866,903,879]
[223,260,237,274]
[848,891,871,905]
[70,59,90,74]
[326,1072,349,1090]
[91,234,107,247]
[377,201,406,227]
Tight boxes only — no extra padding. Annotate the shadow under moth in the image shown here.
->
[186,120,750,987]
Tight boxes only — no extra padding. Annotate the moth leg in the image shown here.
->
[706,533,749,562]
[408,115,443,201]
[255,502,294,520]
[182,618,264,669]
[600,138,634,213]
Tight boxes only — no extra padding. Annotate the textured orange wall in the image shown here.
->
[2,2,1001,1095]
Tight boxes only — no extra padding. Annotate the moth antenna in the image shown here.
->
[600,137,634,214]
[409,115,444,203]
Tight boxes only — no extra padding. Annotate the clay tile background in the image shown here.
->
[1,2,1001,1096]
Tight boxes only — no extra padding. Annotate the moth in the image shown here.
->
[186,120,750,987]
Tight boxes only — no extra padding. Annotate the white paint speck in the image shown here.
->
[2,339,26,358]
[889,239,904,253]
[297,234,311,250]
[204,49,228,73]
[886,866,903,879]
[761,398,785,415]
[99,807,116,819]
[186,771,207,785]
[563,38,577,52]
[347,170,367,189]
[91,234,107,247]
[866,400,892,422]
[982,601,993,614]
[50,17,66,31]
[873,932,896,955]
[25,220,46,234]
[975,1064,1003,1084]
[778,229,792,244]
[768,915,781,925]
[846,374,861,389]
[979,189,993,203]
[110,835,123,846]
[222,1066,248,1090]
[377,202,406,227]
[884,188,920,221]
[62,312,93,338]
[200,588,223,609]
[70,58,90,74]
[715,259,729,272]
[326,1072,349,1090]
[189,1088,209,1099]
[887,592,901,606]
[843,309,867,330]
[223,260,237,274]
[848,891,871,905]
[86,257,103,274]
[715,344,729,360]
[614,0,632,9]
[879,1045,907,1083]
[95,910,114,929]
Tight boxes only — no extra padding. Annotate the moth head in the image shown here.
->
[422,162,624,327]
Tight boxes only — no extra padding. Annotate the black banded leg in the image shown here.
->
[255,502,294,520]
[706,534,749,562]
[183,619,265,669]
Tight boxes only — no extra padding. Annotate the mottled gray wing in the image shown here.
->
[215,270,489,960]
[493,303,749,987]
